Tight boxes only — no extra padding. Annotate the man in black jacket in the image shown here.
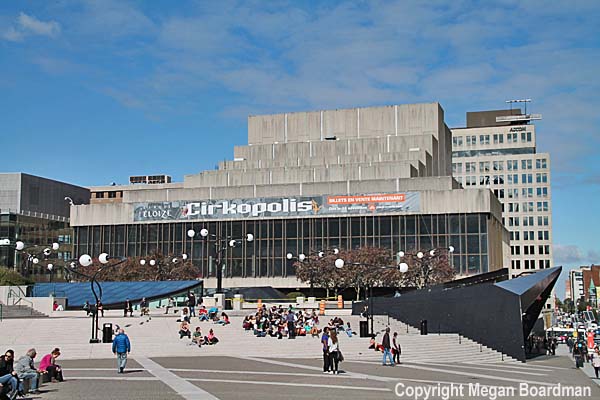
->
[382,328,394,366]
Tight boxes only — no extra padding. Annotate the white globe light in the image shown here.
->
[286,253,293,260]
[47,263,53,271]
[99,253,110,264]
[399,262,409,273]
[448,246,455,253]
[32,257,39,264]
[333,248,339,254]
[299,254,306,262]
[187,229,196,238]
[430,249,436,256]
[318,251,324,258]
[140,259,146,266]
[172,257,178,263]
[200,228,209,237]
[43,248,51,256]
[52,242,60,251]
[70,262,76,269]
[15,241,25,251]
[246,233,254,242]
[182,254,188,260]
[397,251,405,258]
[149,259,156,266]
[417,252,424,259]
[79,254,92,267]
[335,259,344,269]
[229,239,237,247]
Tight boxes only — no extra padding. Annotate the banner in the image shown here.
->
[133,192,420,222]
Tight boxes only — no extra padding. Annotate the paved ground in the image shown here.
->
[2,312,600,399]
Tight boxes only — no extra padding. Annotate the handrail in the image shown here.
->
[0,303,3,321]
[7,287,34,315]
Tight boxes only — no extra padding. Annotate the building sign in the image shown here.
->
[133,192,420,222]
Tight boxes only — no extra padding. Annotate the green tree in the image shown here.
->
[0,267,33,286]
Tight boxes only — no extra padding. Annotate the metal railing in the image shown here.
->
[0,303,3,321]
[6,287,34,315]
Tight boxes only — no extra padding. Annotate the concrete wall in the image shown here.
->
[20,173,89,217]
[0,174,21,212]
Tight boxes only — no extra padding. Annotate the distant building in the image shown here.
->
[568,266,600,305]
[565,277,571,300]
[451,106,552,277]
[0,173,89,281]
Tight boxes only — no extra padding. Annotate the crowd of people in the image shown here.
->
[0,348,63,399]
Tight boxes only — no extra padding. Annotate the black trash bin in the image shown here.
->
[420,319,428,335]
[359,320,369,337]
[225,299,232,310]
[102,323,113,343]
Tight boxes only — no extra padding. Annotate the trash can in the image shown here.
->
[359,320,369,337]
[102,323,113,343]
[225,299,232,310]
[420,319,428,335]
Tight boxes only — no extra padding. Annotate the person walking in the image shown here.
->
[591,346,600,378]
[382,328,394,366]
[165,297,174,314]
[124,299,133,317]
[573,341,584,368]
[328,331,340,374]
[321,327,330,373]
[188,292,196,317]
[112,329,131,374]
[392,332,401,364]
[286,310,296,339]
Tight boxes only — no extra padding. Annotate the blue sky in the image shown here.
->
[1,1,599,298]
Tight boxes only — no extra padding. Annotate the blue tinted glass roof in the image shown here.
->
[33,280,202,308]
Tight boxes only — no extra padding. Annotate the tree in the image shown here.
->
[389,249,456,289]
[0,267,33,286]
[69,252,200,282]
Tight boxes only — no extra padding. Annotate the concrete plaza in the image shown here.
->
[1,310,599,399]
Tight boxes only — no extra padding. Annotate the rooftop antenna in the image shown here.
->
[505,99,531,115]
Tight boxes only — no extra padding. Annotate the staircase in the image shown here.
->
[0,302,48,319]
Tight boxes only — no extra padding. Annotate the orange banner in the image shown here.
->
[327,194,406,205]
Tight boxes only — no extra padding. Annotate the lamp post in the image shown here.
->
[333,257,405,336]
[13,240,60,278]
[286,248,339,297]
[187,228,254,294]
[139,253,188,280]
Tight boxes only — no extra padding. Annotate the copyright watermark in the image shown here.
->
[394,382,591,400]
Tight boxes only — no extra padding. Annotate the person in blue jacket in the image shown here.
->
[112,328,131,374]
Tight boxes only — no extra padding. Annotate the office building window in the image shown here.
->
[493,161,504,171]
[537,216,549,226]
[521,173,533,184]
[521,132,532,142]
[452,136,463,147]
[511,246,521,255]
[507,133,518,143]
[510,231,521,241]
[512,260,521,269]
[507,188,519,199]
[524,231,534,241]
[466,135,477,146]
[493,175,504,185]
[536,173,548,183]
[521,202,534,212]
[537,201,549,212]
[522,188,534,198]
[536,187,548,197]
[508,217,520,227]
[536,158,547,169]
[479,135,490,145]
[507,160,518,170]
[507,174,518,184]
[479,175,490,186]
[521,159,533,170]
[465,162,476,173]
[465,176,477,186]
[493,189,504,199]
[479,161,490,172]
[452,163,463,174]
[456,176,463,185]
[493,134,504,144]
[524,245,535,255]
[523,216,534,226]
[537,230,550,241]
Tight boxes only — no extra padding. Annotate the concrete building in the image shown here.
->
[71,103,509,289]
[451,108,552,277]
[0,173,89,280]
[569,265,600,305]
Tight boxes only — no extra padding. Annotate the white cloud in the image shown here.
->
[554,244,600,265]
[2,12,60,41]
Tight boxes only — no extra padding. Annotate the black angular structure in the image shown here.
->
[352,266,561,362]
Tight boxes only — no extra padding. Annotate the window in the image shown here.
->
[537,230,549,240]
[521,131,532,142]
[511,246,521,255]
[493,134,504,144]
[512,260,521,270]
[493,161,504,171]
[452,163,463,174]
[524,231,535,241]
[524,245,535,255]
[522,188,534,198]
[507,188,519,199]
[480,175,490,186]
[456,176,463,185]
[465,176,477,186]
[537,201,549,212]
[507,133,517,143]
[536,173,548,183]
[536,187,548,197]
[521,159,532,170]
[538,245,550,255]
[537,216,549,226]
[480,135,490,145]
[507,174,518,184]
[523,216,534,226]
[493,175,504,185]
[508,203,519,212]
[493,189,505,199]
[510,231,521,241]
[465,162,476,173]
[508,217,520,227]
[95,192,105,199]
[521,173,533,184]
[466,135,477,146]
[507,160,518,170]
[522,202,534,212]
[536,158,547,169]
[452,136,463,147]
[479,161,490,172]
[108,191,117,198]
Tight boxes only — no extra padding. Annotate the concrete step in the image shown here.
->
[0,304,48,319]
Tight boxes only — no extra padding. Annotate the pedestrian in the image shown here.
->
[328,330,340,374]
[392,332,401,364]
[165,297,174,314]
[97,300,104,317]
[321,327,330,373]
[124,299,133,317]
[287,310,296,339]
[549,338,556,356]
[188,292,196,317]
[573,341,584,368]
[381,327,394,366]
[14,349,41,395]
[83,301,91,316]
[591,347,600,379]
[567,336,574,353]
[140,297,148,317]
[112,329,131,374]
